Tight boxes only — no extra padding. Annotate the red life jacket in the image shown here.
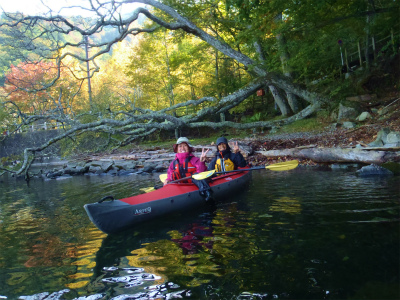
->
[172,156,196,182]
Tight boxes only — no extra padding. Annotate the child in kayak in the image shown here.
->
[164,137,209,185]
[208,137,246,172]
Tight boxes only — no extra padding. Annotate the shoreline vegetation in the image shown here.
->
[2,60,400,180]
[2,87,400,180]
[21,117,400,181]
[28,86,400,180]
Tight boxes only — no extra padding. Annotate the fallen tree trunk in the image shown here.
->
[256,147,400,164]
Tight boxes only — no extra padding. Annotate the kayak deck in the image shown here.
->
[84,171,251,234]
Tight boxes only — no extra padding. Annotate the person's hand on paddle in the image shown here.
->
[200,148,210,162]
[233,141,241,154]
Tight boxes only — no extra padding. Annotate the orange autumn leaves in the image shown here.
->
[3,61,72,114]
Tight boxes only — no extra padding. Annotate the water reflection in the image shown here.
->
[269,196,302,215]
[0,170,399,299]
[172,228,214,254]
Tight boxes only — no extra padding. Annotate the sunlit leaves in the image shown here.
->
[125,29,215,111]
[90,40,137,113]
[4,62,59,113]
[3,61,81,115]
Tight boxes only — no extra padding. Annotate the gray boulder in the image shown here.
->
[46,169,64,179]
[338,104,360,121]
[154,164,166,172]
[342,121,356,129]
[107,166,119,176]
[67,165,89,175]
[368,128,391,147]
[142,165,155,173]
[113,160,137,170]
[386,132,400,144]
[88,165,102,173]
[356,112,372,122]
[85,160,114,172]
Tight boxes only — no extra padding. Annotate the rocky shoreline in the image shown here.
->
[3,91,400,180]
[23,126,400,181]
[30,151,175,180]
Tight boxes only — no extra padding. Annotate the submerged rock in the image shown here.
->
[356,164,393,177]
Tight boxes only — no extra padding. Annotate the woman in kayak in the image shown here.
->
[208,137,246,172]
[164,137,209,185]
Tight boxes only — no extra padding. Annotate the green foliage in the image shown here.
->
[221,0,400,85]
[241,112,270,123]
[125,28,228,111]
[0,104,13,132]
[310,72,356,100]
[277,117,327,134]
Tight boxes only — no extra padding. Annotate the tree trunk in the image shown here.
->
[254,40,290,116]
[268,85,290,116]
[286,92,300,113]
[257,147,400,164]
[275,13,300,113]
[163,31,175,108]
[364,1,377,69]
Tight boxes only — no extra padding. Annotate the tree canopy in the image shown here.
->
[0,0,399,177]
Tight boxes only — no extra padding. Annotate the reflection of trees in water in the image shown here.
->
[269,196,302,215]
[24,234,67,267]
[0,195,105,294]
[0,187,300,297]
[118,203,262,290]
[88,199,310,297]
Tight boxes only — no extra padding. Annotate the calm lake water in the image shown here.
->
[0,168,399,300]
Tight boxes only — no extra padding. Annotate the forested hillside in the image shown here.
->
[0,0,399,177]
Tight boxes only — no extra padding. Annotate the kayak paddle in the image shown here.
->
[190,160,299,180]
[140,170,216,193]
[159,173,168,183]
[140,160,298,193]
[158,170,217,182]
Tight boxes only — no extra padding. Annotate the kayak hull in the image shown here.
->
[84,171,251,234]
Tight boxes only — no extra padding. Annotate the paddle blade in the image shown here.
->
[140,187,156,193]
[192,170,216,180]
[265,160,299,171]
[159,174,168,183]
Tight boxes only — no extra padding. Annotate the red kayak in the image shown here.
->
[84,170,251,234]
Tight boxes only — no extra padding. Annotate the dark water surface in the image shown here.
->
[0,169,399,299]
